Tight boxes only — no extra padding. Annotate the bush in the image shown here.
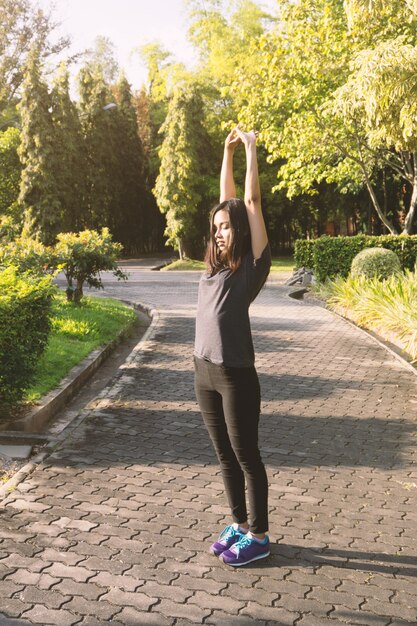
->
[294,234,417,281]
[52,228,127,303]
[294,239,315,269]
[0,266,55,408]
[0,234,52,275]
[351,247,401,280]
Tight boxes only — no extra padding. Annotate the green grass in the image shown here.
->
[270,256,295,273]
[25,291,138,403]
[161,258,206,271]
[161,256,295,272]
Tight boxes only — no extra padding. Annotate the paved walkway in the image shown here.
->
[1,264,417,626]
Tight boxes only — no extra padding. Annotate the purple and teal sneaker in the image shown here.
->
[209,524,246,556]
[220,532,270,566]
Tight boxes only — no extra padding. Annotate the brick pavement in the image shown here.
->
[1,266,417,626]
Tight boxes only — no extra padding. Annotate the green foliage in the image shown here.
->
[318,269,417,359]
[153,84,215,258]
[350,247,401,280]
[26,292,137,402]
[0,265,55,407]
[0,127,21,214]
[52,228,127,303]
[0,234,52,274]
[18,47,62,244]
[0,0,70,107]
[50,63,86,232]
[77,64,115,228]
[110,74,148,255]
[297,234,417,281]
[294,239,315,269]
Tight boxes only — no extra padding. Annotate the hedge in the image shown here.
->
[294,234,417,282]
[0,266,55,408]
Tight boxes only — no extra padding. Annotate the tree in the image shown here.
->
[0,127,21,216]
[0,0,69,108]
[53,228,126,303]
[111,74,148,254]
[50,63,86,232]
[18,47,62,244]
[336,1,417,233]
[85,36,119,84]
[77,63,116,228]
[153,85,214,259]
[233,0,408,234]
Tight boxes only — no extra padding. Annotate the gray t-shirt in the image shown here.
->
[194,244,271,367]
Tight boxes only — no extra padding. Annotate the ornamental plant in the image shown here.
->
[0,266,55,408]
[350,247,401,280]
[52,228,127,303]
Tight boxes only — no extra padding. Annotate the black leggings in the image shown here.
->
[194,356,269,534]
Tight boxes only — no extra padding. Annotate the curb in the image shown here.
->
[0,303,146,434]
[0,300,160,502]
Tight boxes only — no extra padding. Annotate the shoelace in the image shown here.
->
[230,533,253,555]
[220,525,238,543]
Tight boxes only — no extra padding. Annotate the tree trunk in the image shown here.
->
[362,169,398,234]
[402,153,417,234]
[177,238,184,260]
[74,279,84,304]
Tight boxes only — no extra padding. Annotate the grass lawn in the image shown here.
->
[161,256,295,273]
[161,258,206,271]
[270,256,295,273]
[25,291,139,403]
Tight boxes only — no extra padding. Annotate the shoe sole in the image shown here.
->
[220,549,270,567]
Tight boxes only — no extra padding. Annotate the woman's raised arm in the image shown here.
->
[220,129,240,202]
[234,127,268,260]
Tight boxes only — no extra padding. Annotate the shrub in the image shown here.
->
[0,266,55,408]
[318,270,417,359]
[294,234,417,281]
[294,239,315,269]
[0,234,52,275]
[52,228,127,303]
[351,247,402,280]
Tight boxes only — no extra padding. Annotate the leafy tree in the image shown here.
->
[85,36,119,84]
[111,74,148,254]
[50,63,86,232]
[153,85,214,259]
[0,127,21,216]
[52,228,127,303]
[233,0,408,234]
[18,47,62,244]
[77,63,116,228]
[132,87,167,252]
[335,1,417,233]
[0,0,69,107]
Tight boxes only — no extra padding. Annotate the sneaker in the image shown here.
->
[209,523,246,556]
[220,532,270,567]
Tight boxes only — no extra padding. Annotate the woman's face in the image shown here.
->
[213,209,232,253]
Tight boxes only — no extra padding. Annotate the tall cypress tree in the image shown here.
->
[77,64,115,228]
[18,47,61,244]
[51,62,86,232]
[111,74,147,254]
[153,84,213,259]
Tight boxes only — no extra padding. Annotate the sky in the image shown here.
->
[35,0,278,94]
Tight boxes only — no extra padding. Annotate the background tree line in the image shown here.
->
[1,0,416,259]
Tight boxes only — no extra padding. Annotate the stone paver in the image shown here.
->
[1,263,417,625]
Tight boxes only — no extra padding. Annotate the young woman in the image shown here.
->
[194,126,271,567]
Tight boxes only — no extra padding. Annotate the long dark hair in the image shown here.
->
[204,198,251,275]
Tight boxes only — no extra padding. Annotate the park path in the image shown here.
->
[0,263,416,626]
